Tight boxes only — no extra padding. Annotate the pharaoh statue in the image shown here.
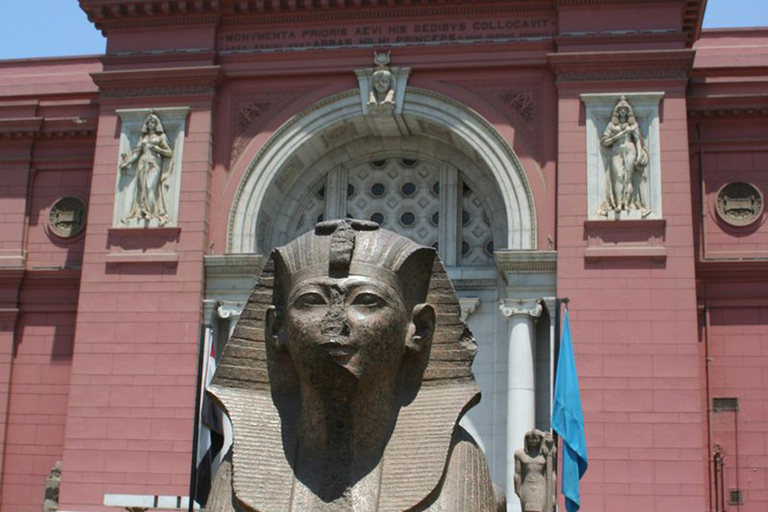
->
[206,219,501,512]
[119,112,174,225]
[514,430,556,512]
[43,460,61,512]
[597,96,651,218]
[368,51,396,111]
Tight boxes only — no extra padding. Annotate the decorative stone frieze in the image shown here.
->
[581,92,664,221]
[113,108,189,229]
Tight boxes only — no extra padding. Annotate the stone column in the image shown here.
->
[499,298,542,512]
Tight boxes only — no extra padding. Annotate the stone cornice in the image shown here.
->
[697,259,768,283]
[219,1,554,26]
[494,249,557,275]
[81,0,555,32]
[204,253,266,278]
[687,93,768,120]
[0,117,97,140]
[91,65,225,99]
[554,0,683,4]
[548,49,695,83]
[554,0,703,45]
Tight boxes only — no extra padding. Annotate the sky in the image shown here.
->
[0,0,766,60]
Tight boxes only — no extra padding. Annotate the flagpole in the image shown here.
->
[553,297,569,510]
[188,321,208,512]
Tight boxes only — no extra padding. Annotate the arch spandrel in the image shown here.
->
[228,87,536,254]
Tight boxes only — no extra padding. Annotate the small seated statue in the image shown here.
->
[206,219,501,511]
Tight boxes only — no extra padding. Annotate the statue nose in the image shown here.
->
[320,290,350,338]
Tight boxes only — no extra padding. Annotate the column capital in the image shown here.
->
[499,298,542,320]
[202,299,219,327]
[217,301,245,320]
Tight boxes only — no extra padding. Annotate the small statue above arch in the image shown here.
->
[355,51,411,116]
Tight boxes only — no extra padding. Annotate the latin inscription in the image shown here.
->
[219,17,554,52]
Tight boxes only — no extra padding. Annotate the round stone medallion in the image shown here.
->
[48,197,87,238]
[716,182,764,227]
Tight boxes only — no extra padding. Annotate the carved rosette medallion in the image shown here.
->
[48,197,87,238]
[716,182,764,227]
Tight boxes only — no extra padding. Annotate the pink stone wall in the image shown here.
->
[691,29,768,512]
[556,82,706,512]
[58,100,213,511]
[0,57,98,510]
[1,312,75,512]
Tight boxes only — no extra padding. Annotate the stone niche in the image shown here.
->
[581,92,664,221]
[112,107,189,229]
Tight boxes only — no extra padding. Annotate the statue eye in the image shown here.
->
[295,292,326,307]
[352,292,384,308]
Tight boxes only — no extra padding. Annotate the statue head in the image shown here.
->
[372,69,394,95]
[141,113,165,135]
[267,219,435,395]
[524,429,545,454]
[611,96,637,126]
[207,219,483,512]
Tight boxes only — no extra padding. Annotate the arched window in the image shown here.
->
[289,155,495,267]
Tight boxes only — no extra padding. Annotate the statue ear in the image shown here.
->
[406,303,435,354]
[265,306,285,352]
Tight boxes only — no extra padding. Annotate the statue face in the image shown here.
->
[617,106,629,123]
[373,72,392,93]
[526,434,542,453]
[281,274,410,391]
[144,115,159,134]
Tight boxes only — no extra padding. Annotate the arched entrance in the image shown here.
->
[207,87,553,505]
[227,88,536,255]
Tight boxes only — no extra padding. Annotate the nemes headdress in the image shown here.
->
[208,220,481,512]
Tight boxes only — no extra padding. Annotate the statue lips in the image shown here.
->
[320,339,357,365]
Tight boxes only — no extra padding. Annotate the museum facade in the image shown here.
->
[0,1,766,511]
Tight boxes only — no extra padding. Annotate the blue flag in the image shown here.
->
[552,308,588,512]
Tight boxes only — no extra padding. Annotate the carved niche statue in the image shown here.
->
[368,51,396,112]
[514,430,556,512]
[118,112,174,225]
[597,96,651,218]
[43,460,61,512]
[206,219,501,512]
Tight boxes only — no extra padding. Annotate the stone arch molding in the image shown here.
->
[228,87,536,254]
